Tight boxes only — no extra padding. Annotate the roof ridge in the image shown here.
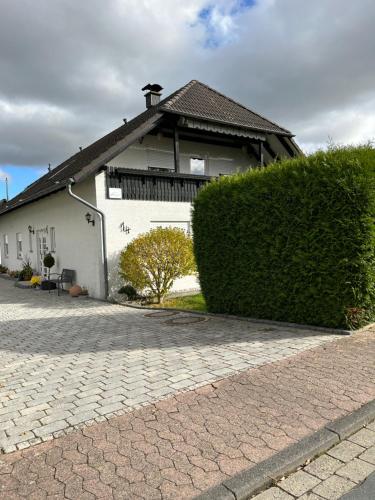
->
[161,80,198,110]
[187,80,291,135]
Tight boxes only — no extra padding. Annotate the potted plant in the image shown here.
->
[19,257,33,281]
[40,253,56,290]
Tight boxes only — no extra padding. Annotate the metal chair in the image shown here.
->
[49,269,75,295]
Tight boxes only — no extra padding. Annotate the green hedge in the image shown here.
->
[192,146,375,329]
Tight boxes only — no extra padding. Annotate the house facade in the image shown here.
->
[0,80,301,299]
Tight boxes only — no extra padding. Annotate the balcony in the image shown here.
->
[106,167,211,202]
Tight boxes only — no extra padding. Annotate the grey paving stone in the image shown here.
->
[40,410,73,425]
[359,445,375,465]
[298,493,325,500]
[305,454,344,480]
[340,472,375,500]
[67,410,99,426]
[252,487,294,499]
[348,428,375,448]
[99,394,125,405]
[34,420,69,437]
[327,441,365,462]
[335,458,375,484]
[96,402,125,416]
[278,470,321,497]
[20,403,50,415]
[0,277,342,450]
[313,475,356,499]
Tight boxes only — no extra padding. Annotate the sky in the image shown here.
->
[1,0,375,199]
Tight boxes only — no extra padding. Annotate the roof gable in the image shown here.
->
[0,80,295,215]
[161,80,291,135]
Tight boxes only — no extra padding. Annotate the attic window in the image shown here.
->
[190,157,205,175]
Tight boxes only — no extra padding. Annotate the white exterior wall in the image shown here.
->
[0,132,257,301]
[108,134,254,175]
[0,179,104,299]
[95,172,199,298]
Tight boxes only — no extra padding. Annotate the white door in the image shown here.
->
[36,231,49,276]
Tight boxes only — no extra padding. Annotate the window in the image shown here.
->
[29,231,33,252]
[190,157,206,175]
[50,227,56,252]
[3,235,9,258]
[16,233,22,259]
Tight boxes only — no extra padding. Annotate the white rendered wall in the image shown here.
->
[95,171,199,298]
[108,134,254,176]
[0,179,105,299]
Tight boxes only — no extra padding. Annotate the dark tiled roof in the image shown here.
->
[0,80,293,215]
[161,80,291,135]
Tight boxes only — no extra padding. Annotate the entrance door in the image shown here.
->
[36,231,49,276]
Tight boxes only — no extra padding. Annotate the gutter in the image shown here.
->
[67,178,109,299]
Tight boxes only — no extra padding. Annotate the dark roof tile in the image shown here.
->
[0,80,293,215]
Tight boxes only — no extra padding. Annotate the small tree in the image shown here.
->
[119,227,196,303]
[43,253,55,280]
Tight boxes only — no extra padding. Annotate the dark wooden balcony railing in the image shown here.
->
[106,167,211,202]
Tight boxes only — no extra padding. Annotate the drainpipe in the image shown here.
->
[67,178,109,299]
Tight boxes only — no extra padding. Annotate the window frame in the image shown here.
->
[28,230,33,253]
[16,233,23,260]
[3,234,9,259]
[50,227,56,253]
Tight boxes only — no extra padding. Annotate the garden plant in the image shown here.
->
[193,144,375,329]
[119,227,196,303]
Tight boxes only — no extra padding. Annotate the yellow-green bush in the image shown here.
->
[192,145,375,329]
[119,227,196,303]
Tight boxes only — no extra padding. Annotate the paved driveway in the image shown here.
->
[0,278,341,452]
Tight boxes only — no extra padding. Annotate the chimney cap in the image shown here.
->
[142,83,163,93]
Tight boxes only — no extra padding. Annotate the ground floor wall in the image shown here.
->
[0,180,105,299]
[96,172,199,299]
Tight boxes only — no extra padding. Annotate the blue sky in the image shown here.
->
[0,0,258,199]
[198,0,256,47]
[1,0,375,200]
[0,166,46,200]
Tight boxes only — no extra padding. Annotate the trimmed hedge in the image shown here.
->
[192,146,375,329]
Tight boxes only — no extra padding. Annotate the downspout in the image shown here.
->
[67,178,109,299]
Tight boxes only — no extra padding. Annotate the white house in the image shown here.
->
[0,80,301,299]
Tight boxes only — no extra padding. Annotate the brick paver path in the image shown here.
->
[254,419,375,500]
[0,328,374,499]
[0,279,341,452]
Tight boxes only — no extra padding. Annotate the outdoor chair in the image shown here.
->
[49,269,75,295]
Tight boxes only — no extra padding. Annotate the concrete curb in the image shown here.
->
[122,302,366,336]
[195,399,375,500]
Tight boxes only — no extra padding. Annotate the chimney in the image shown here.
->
[142,83,163,109]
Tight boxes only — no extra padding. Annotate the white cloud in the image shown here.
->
[0,0,374,167]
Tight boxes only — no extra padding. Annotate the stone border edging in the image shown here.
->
[122,302,368,336]
[195,399,375,500]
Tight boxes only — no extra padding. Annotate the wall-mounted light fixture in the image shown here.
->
[28,225,35,234]
[85,212,95,226]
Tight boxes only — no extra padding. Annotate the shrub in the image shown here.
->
[20,257,33,281]
[0,264,8,274]
[118,284,138,300]
[119,227,196,303]
[43,253,55,279]
[192,145,375,329]
[8,270,20,278]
